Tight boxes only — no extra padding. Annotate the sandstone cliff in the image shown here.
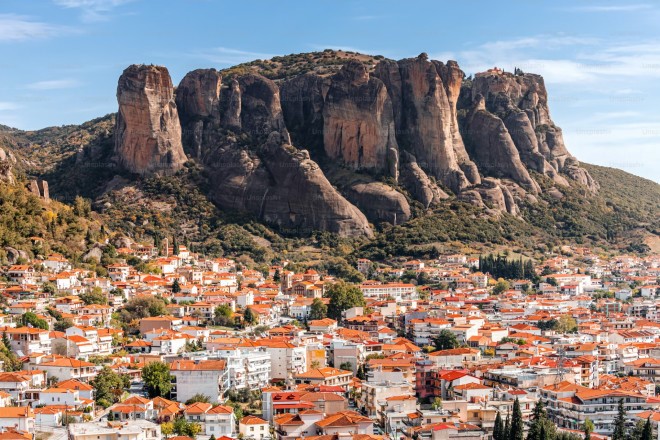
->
[175,71,373,238]
[376,54,475,193]
[467,70,597,192]
[322,60,399,177]
[114,65,187,175]
[110,52,602,237]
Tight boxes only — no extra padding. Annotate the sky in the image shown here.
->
[1,0,659,182]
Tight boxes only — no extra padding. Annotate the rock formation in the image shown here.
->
[463,95,541,193]
[114,64,187,175]
[27,179,49,200]
[399,151,449,208]
[467,70,597,192]
[175,68,222,159]
[110,52,601,236]
[375,54,479,193]
[176,72,373,238]
[322,60,399,176]
[0,147,15,183]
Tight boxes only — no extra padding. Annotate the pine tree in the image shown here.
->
[509,398,524,440]
[612,399,627,440]
[494,412,503,440]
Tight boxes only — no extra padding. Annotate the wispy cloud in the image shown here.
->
[53,0,134,22]
[567,3,652,12]
[0,102,19,111]
[0,14,62,41]
[26,79,80,90]
[193,47,275,65]
[432,35,660,84]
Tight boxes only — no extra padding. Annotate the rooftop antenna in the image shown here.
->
[555,345,566,385]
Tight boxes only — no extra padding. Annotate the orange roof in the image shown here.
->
[240,415,268,425]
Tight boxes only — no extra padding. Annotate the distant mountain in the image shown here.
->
[0,49,657,265]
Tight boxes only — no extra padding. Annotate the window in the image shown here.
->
[251,427,255,432]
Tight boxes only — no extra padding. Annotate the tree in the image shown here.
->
[556,314,578,333]
[509,398,524,440]
[432,397,443,410]
[91,366,128,407]
[326,282,366,321]
[214,304,234,326]
[117,295,168,332]
[612,399,627,440]
[54,319,75,332]
[432,329,460,350]
[185,394,211,405]
[493,279,511,295]
[309,298,328,320]
[503,413,511,440]
[356,364,366,380]
[20,312,49,330]
[243,307,257,325]
[528,401,556,440]
[161,422,174,438]
[79,287,108,305]
[273,269,281,282]
[641,417,653,440]
[142,361,172,398]
[583,418,594,440]
[494,412,503,440]
[172,279,181,293]
[339,362,353,372]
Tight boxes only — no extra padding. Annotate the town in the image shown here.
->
[0,241,657,440]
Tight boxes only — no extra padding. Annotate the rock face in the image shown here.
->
[322,60,399,176]
[111,54,601,236]
[0,147,16,183]
[467,70,597,191]
[463,95,541,193]
[177,72,373,238]
[175,68,222,159]
[115,65,187,175]
[378,54,474,193]
[399,151,449,208]
[27,179,49,200]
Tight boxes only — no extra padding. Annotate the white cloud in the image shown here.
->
[0,14,62,41]
[53,0,134,22]
[568,4,652,12]
[194,47,275,65]
[0,102,19,111]
[26,79,80,90]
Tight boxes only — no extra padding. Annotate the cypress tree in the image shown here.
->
[494,412,503,440]
[504,413,511,440]
[528,400,547,440]
[612,399,627,440]
[641,417,653,440]
[510,398,524,440]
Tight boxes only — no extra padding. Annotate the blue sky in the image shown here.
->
[1,0,659,182]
